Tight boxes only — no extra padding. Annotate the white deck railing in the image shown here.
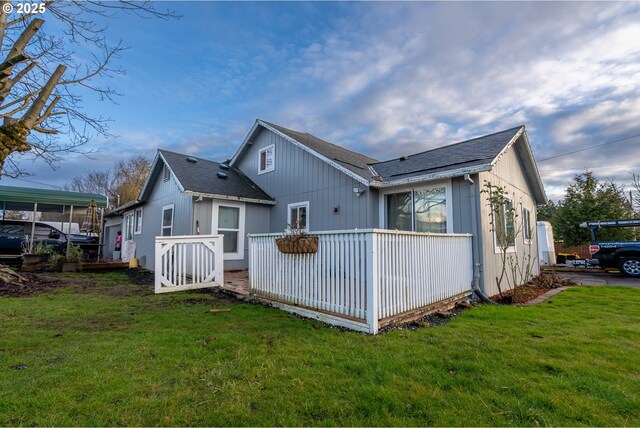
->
[155,235,224,294]
[248,229,473,333]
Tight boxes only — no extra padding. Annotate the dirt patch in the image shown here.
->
[379,303,473,333]
[0,273,62,297]
[123,268,154,285]
[492,272,578,305]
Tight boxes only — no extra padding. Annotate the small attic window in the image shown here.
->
[219,163,230,170]
[186,156,198,163]
[217,172,228,179]
[258,145,275,174]
[163,165,170,181]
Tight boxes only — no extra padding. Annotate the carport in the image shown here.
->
[0,185,108,258]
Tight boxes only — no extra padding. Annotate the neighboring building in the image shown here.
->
[107,119,546,296]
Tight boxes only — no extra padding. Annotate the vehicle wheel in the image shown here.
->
[618,257,640,277]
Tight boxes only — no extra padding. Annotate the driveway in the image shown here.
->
[555,271,640,288]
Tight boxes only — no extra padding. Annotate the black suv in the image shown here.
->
[0,220,99,262]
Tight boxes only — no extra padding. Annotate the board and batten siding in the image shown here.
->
[193,198,270,269]
[236,128,377,233]
[131,167,193,269]
[477,141,540,297]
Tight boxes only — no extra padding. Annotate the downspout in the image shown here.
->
[465,173,496,305]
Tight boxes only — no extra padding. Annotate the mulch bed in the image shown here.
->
[492,272,577,305]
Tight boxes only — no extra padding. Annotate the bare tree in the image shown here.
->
[65,154,150,207]
[0,1,176,178]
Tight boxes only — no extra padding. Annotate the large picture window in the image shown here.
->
[386,186,447,233]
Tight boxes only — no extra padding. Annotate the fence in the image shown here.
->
[155,235,224,294]
[248,229,473,333]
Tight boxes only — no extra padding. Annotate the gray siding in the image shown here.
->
[477,140,540,297]
[132,169,193,269]
[450,176,474,234]
[193,198,271,270]
[236,128,375,232]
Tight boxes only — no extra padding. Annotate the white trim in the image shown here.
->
[139,151,185,201]
[370,164,491,188]
[230,120,370,186]
[287,201,310,232]
[258,144,275,175]
[185,191,275,205]
[211,200,245,261]
[161,204,174,237]
[378,179,452,234]
[489,126,525,167]
[134,207,143,235]
[163,164,170,181]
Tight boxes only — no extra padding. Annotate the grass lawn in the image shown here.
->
[1,272,639,426]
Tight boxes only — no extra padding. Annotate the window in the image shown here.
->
[124,212,135,240]
[163,165,170,181]
[386,186,447,233]
[258,145,275,174]
[134,208,143,235]
[522,207,532,243]
[493,199,515,251]
[212,202,245,260]
[161,204,174,236]
[288,201,309,231]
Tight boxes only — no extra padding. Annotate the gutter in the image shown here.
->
[466,173,497,305]
[368,164,492,189]
[184,190,276,205]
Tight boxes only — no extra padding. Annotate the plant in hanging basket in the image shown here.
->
[276,222,318,254]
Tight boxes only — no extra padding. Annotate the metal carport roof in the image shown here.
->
[0,185,108,208]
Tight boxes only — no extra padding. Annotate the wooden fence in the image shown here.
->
[248,229,473,333]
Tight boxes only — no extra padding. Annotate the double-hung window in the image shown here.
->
[386,186,448,233]
[494,199,515,251]
[258,145,275,174]
[288,201,309,231]
[213,202,245,260]
[161,204,174,236]
[522,207,532,243]
[134,208,143,235]
[124,212,134,240]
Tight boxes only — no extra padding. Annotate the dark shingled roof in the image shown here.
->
[262,121,379,181]
[370,126,524,181]
[159,149,273,202]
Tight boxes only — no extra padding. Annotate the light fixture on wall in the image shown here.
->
[353,187,365,197]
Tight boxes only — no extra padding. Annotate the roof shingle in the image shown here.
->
[159,149,273,203]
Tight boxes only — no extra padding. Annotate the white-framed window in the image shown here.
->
[522,207,532,243]
[163,165,170,181]
[161,204,174,236]
[134,208,143,235]
[212,201,245,260]
[258,144,275,174]
[124,212,134,241]
[493,198,516,252]
[385,185,448,233]
[287,201,309,231]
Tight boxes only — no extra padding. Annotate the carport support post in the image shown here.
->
[97,207,104,262]
[29,203,38,252]
[66,205,74,255]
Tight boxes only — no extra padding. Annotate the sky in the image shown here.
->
[3,1,640,202]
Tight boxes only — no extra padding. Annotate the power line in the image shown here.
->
[539,160,640,173]
[537,132,640,162]
[3,177,66,190]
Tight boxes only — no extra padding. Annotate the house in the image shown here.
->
[111,119,546,297]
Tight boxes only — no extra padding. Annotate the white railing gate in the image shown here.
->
[154,235,224,294]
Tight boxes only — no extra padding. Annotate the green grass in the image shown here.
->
[1,273,639,426]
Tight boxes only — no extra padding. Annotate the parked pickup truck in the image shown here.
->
[582,219,640,277]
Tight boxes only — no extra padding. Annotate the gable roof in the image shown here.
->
[369,125,547,204]
[139,149,274,205]
[230,119,378,185]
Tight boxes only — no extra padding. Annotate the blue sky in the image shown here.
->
[4,1,640,201]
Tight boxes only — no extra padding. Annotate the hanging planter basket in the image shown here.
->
[275,236,318,254]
